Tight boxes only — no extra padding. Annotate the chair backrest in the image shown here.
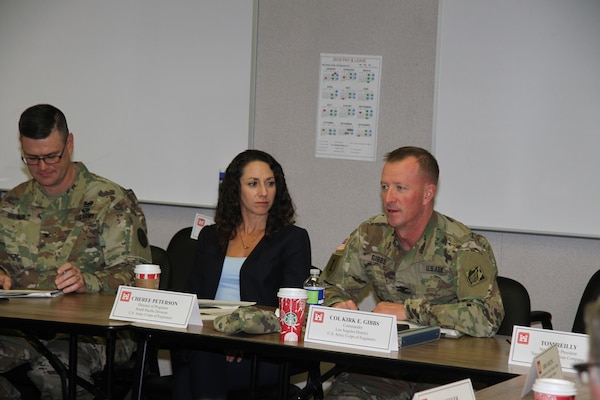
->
[572,269,600,334]
[496,276,531,336]
[166,226,197,292]
[150,245,172,290]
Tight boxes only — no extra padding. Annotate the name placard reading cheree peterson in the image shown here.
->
[110,285,202,328]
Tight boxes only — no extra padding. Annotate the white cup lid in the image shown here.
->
[532,378,577,396]
[277,288,308,299]
[134,264,161,274]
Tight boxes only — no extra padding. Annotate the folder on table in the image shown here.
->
[397,326,441,348]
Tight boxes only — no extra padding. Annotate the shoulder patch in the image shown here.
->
[467,265,486,286]
[336,236,349,252]
[323,252,344,278]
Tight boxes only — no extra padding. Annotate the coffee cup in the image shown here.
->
[277,288,308,342]
[532,378,577,400]
[134,264,161,289]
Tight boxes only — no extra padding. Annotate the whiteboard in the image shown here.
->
[434,0,600,238]
[0,0,254,207]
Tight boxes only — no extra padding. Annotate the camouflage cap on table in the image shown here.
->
[213,306,280,334]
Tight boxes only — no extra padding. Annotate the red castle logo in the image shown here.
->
[313,310,325,323]
[517,331,530,345]
[120,291,132,302]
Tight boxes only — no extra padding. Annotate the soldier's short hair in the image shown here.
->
[384,146,439,185]
[19,104,69,141]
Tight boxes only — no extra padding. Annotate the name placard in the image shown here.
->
[412,378,475,400]
[191,213,214,239]
[110,286,202,328]
[304,306,398,352]
[521,344,564,397]
[508,326,588,372]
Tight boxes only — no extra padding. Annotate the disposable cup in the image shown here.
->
[134,264,161,290]
[532,378,577,400]
[277,288,308,342]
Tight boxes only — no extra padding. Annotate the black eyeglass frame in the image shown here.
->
[21,139,68,166]
[573,362,600,383]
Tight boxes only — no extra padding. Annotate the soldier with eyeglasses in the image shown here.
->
[578,299,600,399]
[0,104,151,399]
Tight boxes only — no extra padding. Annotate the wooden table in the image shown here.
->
[131,322,522,399]
[5,295,558,400]
[0,293,129,400]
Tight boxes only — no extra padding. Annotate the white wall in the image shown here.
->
[0,0,254,207]
[434,0,600,238]
[140,1,600,333]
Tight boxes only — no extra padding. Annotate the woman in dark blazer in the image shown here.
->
[193,222,310,307]
[174,149,311,400]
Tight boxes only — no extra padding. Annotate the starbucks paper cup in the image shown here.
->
[277,288,308,342]
[134,264,161,290]
[532,378,577,400]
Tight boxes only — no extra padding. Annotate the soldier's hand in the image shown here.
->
[332,299,359,310]
[372,301,407,320]
[55,263,86,294]
[0,271,12,290]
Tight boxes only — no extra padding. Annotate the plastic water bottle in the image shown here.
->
[303,268,324,305]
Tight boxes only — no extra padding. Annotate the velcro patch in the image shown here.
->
[419,264,448,274]
[336,237,349,252]
[467,265,486,286]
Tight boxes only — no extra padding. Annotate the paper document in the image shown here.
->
[197,299,256,320]
[0,289,63,298]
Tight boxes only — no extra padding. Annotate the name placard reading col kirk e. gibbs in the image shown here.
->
[305,306,398,352]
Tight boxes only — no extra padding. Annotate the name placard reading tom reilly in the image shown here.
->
[110,285,202,328]
[305,306,398,352]
[509,326,588,372]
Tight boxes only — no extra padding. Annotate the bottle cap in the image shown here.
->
[310,268,321,274]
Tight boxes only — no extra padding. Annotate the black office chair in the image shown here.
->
[496,276,531,336]
[531,268,600,333]
[166,226,197,292]
[530,310,554,330]
[151,245,172,291]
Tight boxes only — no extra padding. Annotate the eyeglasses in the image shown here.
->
[21,140,68,166]
[573,362,600,384]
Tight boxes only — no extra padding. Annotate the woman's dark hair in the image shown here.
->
[215,149,295,249]
[19,104,69,141]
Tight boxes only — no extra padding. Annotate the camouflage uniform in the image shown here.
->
[322,212,505,400]
[0,162,151,399]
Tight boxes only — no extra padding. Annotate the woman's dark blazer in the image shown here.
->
[191,224,311,308]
